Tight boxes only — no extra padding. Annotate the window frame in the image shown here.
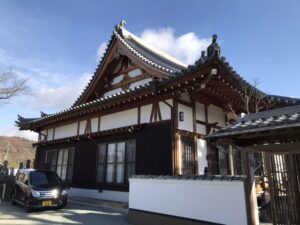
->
[44,147,75,182]
[96,139,136,186]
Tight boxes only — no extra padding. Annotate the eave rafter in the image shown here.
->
[36,124,142,146]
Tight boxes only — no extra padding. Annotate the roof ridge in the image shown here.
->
[114,30,176,74]
[119,26,188,69]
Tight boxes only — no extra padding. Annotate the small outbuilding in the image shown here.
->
[208,104,300,225]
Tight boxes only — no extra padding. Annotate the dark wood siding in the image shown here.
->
[36,122,173,190]
[136,122,173,175]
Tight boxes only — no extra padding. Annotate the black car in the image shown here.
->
[12,169,68,212]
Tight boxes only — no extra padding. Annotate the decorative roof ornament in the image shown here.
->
[115,20,126,33]
[207,34,220,58]
[195,50,207,66]
[40,111,49,118]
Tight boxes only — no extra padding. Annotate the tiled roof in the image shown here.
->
[15,82,152,127]
[130,175,245,181]
[16,21,300,129]
[118,27,187,73]
[208,104,300,138]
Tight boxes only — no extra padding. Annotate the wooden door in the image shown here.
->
[181,136,196,175]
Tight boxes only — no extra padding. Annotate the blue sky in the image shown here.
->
[0,0,299,140]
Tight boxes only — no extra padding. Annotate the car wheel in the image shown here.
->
[24,198,31,213]
[11,190,16,206]
[57,201,67,210]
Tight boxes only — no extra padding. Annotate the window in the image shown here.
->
[181,136,196,175]
[29,171,61,186]
[44,148,74,182]
[97,140,136,184]
[45,150,57,172]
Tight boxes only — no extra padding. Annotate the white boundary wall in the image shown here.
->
[68,188,129,203]
[129,178,248,225]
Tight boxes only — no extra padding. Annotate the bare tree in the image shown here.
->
[0,70,27,101]
[228,79,274,120]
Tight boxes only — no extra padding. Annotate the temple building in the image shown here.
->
[16,21,300,202]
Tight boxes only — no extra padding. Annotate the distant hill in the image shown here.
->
[0,136,35,168]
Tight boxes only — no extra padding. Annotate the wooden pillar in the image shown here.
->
[162,99,176,175]
[173,98,179,175]
[34,146,40,169]
[241,150,259,225]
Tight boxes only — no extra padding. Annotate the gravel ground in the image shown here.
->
[0,200,131,225]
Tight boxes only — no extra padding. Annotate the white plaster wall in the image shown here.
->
[68,188,129,202]
[54,123,77,139]
[112,75,124,85]
[128,69,142,77]
[91,117,99,133]
[159,99,172,120]
[196,123,206,135]
[100,108,138,131]
[140,104,152,123]
[129,78,152,89]
[197,139,208,174]
[103,88,123,97]
[208,104,226,127]
[79,120,87,135]
[41,130,47,141]
[47,128,54,141]
[195,102,205,121]
[178,103,193,132]
[129,179,247,225]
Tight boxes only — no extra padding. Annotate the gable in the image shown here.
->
[74,40,156,105]
[73,22,187,107]
[90,55,155,102]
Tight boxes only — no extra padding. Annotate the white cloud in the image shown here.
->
[0,48,70,85]
[0,48,93,140]
[0,48,92,111]
[1,126,38,141]
[96,42,107,61]
[27,72,92,111]
[140,27,211,65]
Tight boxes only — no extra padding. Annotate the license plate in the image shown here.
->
[42,201,52,207]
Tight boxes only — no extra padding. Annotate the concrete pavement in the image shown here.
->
[0,200,131,225]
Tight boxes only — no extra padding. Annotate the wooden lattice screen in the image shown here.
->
[264,152,300,225]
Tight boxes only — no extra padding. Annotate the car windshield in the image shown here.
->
[29,171,61,187]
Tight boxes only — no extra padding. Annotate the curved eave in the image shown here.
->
[115,31,177,76]
[19,82,154,130]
